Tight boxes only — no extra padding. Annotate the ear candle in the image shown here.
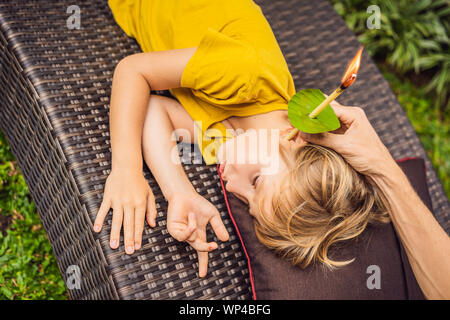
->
[285,47,363,141]
[308,86,344,119]
[284,127,299,140]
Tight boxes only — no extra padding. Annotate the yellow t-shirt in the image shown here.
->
[108,0,296,164]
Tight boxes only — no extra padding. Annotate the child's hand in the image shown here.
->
[167,191,230,277]
[93,169,157,254]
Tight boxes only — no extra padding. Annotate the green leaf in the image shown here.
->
[288,89,341,134]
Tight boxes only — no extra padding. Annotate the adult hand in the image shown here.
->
[300,102,450,300]
[299,101,397,177]
[166,191,229,277]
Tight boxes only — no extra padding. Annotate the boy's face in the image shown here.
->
[217,128,306,217]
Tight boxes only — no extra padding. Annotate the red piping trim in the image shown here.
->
[217,164,257,300]
[395,156,426,174]
[396,156,419,163]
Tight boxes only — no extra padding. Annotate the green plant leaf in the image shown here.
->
[288,89,341,134]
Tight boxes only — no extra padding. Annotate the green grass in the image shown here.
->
[0,130,67,300]
[328,0,449,198]
[380,67,449,198]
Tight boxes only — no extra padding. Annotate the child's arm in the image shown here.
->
[143,94,229,277]
[94,48,197,253]
[94,49,229,277]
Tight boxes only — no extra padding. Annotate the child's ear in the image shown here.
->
[293,132,307,146]
[279,135,305,153]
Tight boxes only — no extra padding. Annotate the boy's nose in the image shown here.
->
[220,162,231,182]
[219,161,226,178]
[225,182,233,193]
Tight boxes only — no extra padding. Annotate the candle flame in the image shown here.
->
[340,47,363,88]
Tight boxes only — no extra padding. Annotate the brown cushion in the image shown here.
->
[220,157,429,300]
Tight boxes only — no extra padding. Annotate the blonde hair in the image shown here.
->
[254,143,391,269]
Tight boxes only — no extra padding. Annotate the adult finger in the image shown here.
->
[299,131,344,150]
[329,99,353,108]
[146,193,157,228]
[110,203,123,249]
[94,197,111,232]
[134,206,146,250]
[329,104,362,127]
[123,205,135,254]
[209,214,229,242]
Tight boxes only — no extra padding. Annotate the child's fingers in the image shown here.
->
[146,193,157,228]
[171,226,195,242]
[171,212,197,242]
[93,197,111,232]
[123,205,135,254]
[187,212,197,239]
[191,239,217,252]
[134,206,146,250]
[209,214,229,242]
[197,251,209,278]
[189,228,218,252]
[110,204,123,249]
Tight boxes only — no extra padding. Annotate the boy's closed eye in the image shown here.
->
[252,174,261,188]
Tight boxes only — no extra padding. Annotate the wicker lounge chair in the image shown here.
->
[0,0,448,300]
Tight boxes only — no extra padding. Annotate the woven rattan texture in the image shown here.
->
[0,0,251,300]
[0,20,118,299]
[0,0,448,300]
